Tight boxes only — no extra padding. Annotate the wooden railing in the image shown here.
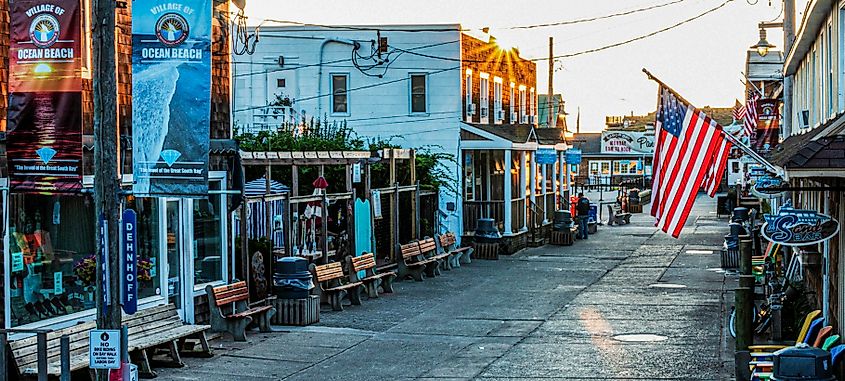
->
[463,200,505,233]
[511,198,525,233]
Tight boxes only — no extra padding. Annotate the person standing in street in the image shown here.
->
[576,192,590,239]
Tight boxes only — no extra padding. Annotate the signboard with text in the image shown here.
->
[601,131,655,154]
[535,148,557,164]
[122,209,138,315]
[565,148,582,165]
[89,330,121,369]
[761,204,840,246]
[132,0,212,197]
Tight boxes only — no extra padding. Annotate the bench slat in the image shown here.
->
[228,305,274,319]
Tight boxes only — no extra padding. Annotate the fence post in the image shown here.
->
[415,182,421,239]
[36,331,47,381]
[60,335,70,381]
[392,183,400,262]
[0,331,7,381]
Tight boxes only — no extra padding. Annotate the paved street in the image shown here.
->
[160,195,732,380]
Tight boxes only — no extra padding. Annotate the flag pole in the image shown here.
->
[641,68,785,178]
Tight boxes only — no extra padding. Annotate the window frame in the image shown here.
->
[330,73,350,116]
[493,77,503,124]
[479,73,490,123]
[409,73,428,114]
[518,85,527,123]
[465,69,473,121]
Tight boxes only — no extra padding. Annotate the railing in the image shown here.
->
[0,328,80,381]
[528,200,545,243]
[511,198,525,233]
[544,193,556,221]
[463,200,505,233]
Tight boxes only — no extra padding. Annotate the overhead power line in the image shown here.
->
[507,0,689,30]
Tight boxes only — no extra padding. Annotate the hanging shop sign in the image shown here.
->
[754,99,780,153]
[601,131,655,154]
[535,148,557,164]
[761,205,840,246]
[564,148,582,165]
[7,0,83,193]
[751,175,786,198]
[132,0,212,197]
[122,209,138,315]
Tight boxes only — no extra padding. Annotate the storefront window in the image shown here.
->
[194,182,224,286]
[9,195,95,326]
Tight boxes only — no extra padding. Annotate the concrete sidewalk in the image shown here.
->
[159,195,733,380]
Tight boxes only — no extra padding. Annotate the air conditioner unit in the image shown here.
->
[528,115,536,124]
[480,107,488,118]
[521,115,528,124]
[511,111,518,121]
[497,109,504,120]
[468,103,476,115]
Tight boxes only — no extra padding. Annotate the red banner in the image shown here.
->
[754,98,780,153]
[7,0,83,193]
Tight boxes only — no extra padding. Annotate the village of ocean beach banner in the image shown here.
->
[132,0,211,197]
[7,0,83,193]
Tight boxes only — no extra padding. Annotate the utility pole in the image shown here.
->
[782,0,795,138]
[547,37,554,128]
[92,0,121,379]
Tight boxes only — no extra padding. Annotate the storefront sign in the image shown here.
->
[535,148,557,164]
[761,205,840,246]
[601,131,655,154]
[751,175,786,198]
[122,209,138,315]
[53,271,62,295]
[132,0,212,197]
[89,329,121,369]
[11,252,24,272]
[565,148,582,165]
[7,0,83,193]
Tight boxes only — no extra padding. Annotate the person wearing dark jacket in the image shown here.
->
[576,193,591,239]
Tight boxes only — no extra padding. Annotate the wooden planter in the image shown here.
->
[549,230,574,246]
[473,242,500,260]
[271,295,320,326]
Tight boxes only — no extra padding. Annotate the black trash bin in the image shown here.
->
[732,207,750,222]
[772,345,836,381]
[475,218,501,243]
[552,210,573,232]
[273,257,315,299]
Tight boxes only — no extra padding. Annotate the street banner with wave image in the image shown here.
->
[7,0,83,193]
[132,0,211,197]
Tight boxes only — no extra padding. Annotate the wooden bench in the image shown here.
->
[606,204,631,226]
[346,253,396,298]
[9,304,211,378]
[206,281,276,341]
[437,232,473,268]
[419,237,450,274]
[311,262,363,311]
[396,241,438,281]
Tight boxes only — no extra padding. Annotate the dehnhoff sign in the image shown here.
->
[601,131,655,154]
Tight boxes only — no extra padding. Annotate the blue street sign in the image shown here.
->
[535,148,557,164]
[99,214,109,313]
[122,209,138,315]
[565,148,582,165]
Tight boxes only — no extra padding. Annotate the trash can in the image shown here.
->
[628,189,640,205]
[273,257,314,299]
[474,218,502,243]
[552,210,573,232]
[732,207,750,222]
[588,203,598,224]
[721,234,739,269]
[772,345,835,380]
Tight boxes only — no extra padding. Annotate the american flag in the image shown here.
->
[732,99,745,122]
[744,94,759,139]
[650,86,729,238]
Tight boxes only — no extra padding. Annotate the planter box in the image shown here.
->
[271,295,320,326]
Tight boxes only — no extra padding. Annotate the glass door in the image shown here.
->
[162,199,193,322]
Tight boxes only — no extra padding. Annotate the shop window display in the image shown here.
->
[9,195,96,326]
[9,195,161,326]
